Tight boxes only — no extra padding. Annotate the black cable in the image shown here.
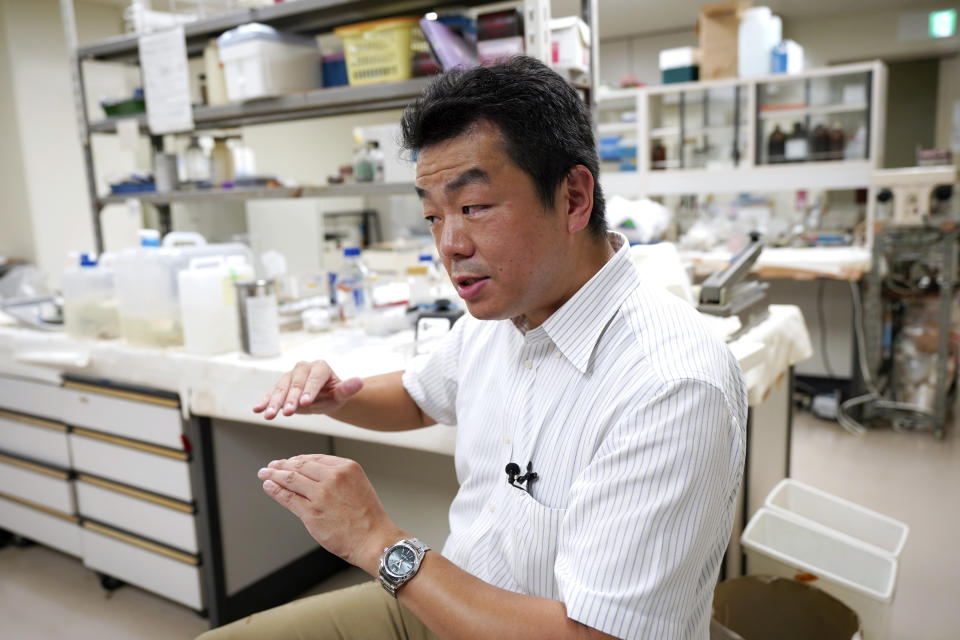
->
[818,278,838,379]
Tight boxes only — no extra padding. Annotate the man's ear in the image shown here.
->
[564,165,595,235]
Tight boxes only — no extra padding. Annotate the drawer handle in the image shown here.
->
[0,453,70,480]
[78,396,89,404]
[64,381,180,409]
[0,408,67,432]
[71,428,189,461]
[77,474,195,514]
[82,521,198,566]
[0,491,78,523]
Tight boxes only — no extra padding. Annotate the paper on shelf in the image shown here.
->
[138,26,194,134]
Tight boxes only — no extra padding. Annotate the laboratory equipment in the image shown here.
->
[115,230,251,348]
[697,232,769,337]
[336,247,372,320]
[217,23,321,101]
[178,256,253,355]
[871,166,958,225]
[62,253,120,340]
[236,279,280,358]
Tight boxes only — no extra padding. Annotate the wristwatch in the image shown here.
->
[378,537,431,597]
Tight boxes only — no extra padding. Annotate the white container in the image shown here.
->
[217,23,321,102]
[115,230,251,348]
[738,7,781,78]
[550,16,590,72]
[62,253,121,340]
[742,507,897,640]
[765,479,909,557]
[658,46,700,71]
[178,256,254,355]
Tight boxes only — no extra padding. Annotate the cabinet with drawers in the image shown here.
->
[1,372,343,628]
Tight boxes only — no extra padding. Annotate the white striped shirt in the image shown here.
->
[402,232,746,639]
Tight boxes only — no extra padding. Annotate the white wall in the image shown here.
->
[0,2,36,266]
[0,0,129,289]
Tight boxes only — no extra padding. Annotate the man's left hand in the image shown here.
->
[257,454,405,576]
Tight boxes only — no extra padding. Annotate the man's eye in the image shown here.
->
[424,216,439,226]
[462,205,488,215]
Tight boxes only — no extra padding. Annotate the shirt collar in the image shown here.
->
[512,232,641,374]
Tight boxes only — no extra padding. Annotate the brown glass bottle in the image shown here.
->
[768,124,787,164]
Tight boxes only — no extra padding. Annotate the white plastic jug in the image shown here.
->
[62,252,120,340]
[738,7,782,78]
[115,230,251,348]
[178,256,254,355]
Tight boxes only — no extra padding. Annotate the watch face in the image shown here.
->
[386,545,417,577]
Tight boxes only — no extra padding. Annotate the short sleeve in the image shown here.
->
[401,315,469,426]
[555,379,744,639]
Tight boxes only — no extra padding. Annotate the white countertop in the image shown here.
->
[0,304,811,456]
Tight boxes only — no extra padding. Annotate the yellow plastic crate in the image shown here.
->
[334,17,419,86]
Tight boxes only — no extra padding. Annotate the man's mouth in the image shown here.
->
[454,275,490,299]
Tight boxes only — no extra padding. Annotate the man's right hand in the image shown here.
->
[253,360,364,420]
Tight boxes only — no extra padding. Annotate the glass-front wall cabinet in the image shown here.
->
[648,85,749,171]
[756,70,871,165]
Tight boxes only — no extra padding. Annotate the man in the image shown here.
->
[200,56,745,640]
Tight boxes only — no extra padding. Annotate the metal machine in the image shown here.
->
[697,232,769,338]
[872,166,957,226]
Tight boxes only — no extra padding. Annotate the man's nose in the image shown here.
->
[437,216,473,259]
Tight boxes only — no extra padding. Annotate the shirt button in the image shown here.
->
[523,359,533,369]
[504,434,511,444]
[488,504,496,513]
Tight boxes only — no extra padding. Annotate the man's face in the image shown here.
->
[415,121,571,324]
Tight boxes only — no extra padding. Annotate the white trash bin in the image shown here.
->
[742,507,897,640]
[765,479,909,558]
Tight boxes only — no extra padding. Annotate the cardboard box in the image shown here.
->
[712,576,861,640]
[698,1,751,80]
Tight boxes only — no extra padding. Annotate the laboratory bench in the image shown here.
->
[0,304,810,627]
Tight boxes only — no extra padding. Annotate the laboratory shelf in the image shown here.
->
[99,182,418,205]
[76,0,491,62]
[88,78,434,133]
[757,102,869,119]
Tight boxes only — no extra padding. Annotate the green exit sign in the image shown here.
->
[930,9,957,38]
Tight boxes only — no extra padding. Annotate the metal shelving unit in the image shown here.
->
[100,181,418,205]
[60,0,600,253]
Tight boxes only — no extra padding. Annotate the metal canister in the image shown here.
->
[235,279,280,357]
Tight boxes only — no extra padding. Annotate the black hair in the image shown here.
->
[400,56,607,239]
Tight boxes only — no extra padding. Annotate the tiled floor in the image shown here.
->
[1,409,957,639]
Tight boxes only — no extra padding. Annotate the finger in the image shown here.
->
[282,362,312,415]
[261,479,310,516]
[258,467,312,500]
[331,377,364,405]
[300,361,334,407]
[262,372,292,420]
[252,392,271,413]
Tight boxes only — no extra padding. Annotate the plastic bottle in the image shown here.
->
[210,137,234,186]
[406,265,432,308]
[62,252,121,340]
[738,7,781,78]
[336,247,372,320]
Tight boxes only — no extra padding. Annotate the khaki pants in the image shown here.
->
[197,581,437,640]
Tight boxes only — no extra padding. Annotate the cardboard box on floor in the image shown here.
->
[711,576,861,640]
[698,1,752,80]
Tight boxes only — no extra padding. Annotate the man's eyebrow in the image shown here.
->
[415,168,490,200]
[445,168,490,193]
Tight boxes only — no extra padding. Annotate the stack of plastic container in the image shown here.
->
[741,479,909,640]
[114,230,251,348]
